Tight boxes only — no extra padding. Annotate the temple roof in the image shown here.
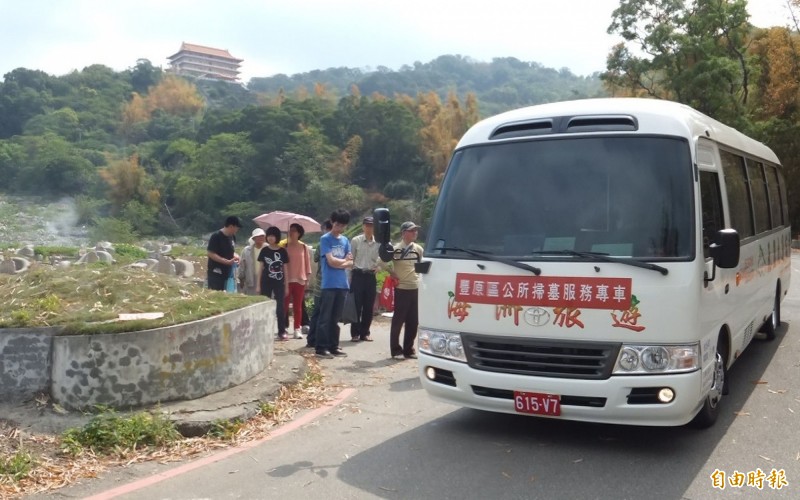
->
[168,42,243,62]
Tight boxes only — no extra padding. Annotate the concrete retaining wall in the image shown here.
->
[51,302,275,410]
[0,327,61,401]
[0,302,275,409]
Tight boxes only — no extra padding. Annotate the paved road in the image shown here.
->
[40,259,800,499]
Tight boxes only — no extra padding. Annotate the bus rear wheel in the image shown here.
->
[760,283,781,341]
[691,335,728,429]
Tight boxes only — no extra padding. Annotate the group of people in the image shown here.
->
[207,215,311,340]
[205,211,424,360]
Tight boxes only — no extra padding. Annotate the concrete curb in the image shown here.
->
[0,349,308,438]
[2,317,396,438]
[160,350,308,437]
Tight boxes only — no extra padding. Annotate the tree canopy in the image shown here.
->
[4,3,800,242]
[603,0,800,227]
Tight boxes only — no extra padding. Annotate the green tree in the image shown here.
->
[330,96,427,190]
[604,0,753,125]
[267,126,366,217]
[128,59,163,94]
[0,68,56,138]
[0,139,23,188]
[173,133,256,220]
[23,107,80,140]
[57,65,133,146]
[161,138,198,171]
[120,199,159,235]
[11,133,95,195]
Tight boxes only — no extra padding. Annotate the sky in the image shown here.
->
[1,0,794,83]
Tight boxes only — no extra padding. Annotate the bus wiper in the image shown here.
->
[435,246,542,276]
[530,250,669,276]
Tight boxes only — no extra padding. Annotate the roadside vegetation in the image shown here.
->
[60,407,181,455]
[0,450,34,483]
[0,360,329,497]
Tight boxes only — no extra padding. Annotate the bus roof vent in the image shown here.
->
[565,115,637,133]
[490,119,554,140]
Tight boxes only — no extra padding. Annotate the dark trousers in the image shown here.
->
[207,269,228,291]
[316,288,347,353]
[390,288,418,356]
[350,271,377,339]
[261,278,286,334]
[308,294,336,347]
[302,300,310,326]
[307,294,321,346]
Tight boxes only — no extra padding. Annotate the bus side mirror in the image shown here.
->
[374,208,394,262]
[710,229,739,269]
[374,208,391,244]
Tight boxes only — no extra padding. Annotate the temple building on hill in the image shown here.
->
[167,42,243,82]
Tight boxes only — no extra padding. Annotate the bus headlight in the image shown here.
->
[419,328,467,362]
[641,346,670,371]
[612,343,699,375]
[618,347,639,371]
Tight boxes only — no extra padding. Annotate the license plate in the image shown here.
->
[513,391,561,416]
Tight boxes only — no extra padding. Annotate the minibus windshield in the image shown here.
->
[428,136,694,260]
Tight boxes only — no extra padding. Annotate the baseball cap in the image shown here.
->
[251,228,266,238]
[225,216,242,227]
[400,221,420,232]
[362,216,374,224]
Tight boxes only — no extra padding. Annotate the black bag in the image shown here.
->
[340,291,358,324]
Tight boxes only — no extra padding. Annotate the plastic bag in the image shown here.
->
[340,291,358,324]
[226,263,238,293]
[379,276,396,311]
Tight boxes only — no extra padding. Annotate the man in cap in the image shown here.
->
[349,216,382,342]
[207,216,241,291]
[389,221,424,359]
[238,227,267,295]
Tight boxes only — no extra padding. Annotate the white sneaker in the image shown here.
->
[293,328,303,339]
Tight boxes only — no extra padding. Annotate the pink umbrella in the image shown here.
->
[253,211,322,233]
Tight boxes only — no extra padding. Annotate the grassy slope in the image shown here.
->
[0,263,265,335]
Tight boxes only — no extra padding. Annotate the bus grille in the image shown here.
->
[463,335,620,380]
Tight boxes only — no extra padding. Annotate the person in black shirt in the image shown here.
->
[256,226,291,340]
[206,216,242,290]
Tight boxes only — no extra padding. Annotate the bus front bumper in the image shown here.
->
[418,353,706,427]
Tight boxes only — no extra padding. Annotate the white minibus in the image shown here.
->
[406,98,790,427]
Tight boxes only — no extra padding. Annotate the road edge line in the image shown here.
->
[85,388,357,500]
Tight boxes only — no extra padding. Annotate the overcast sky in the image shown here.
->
[1,0,793,83]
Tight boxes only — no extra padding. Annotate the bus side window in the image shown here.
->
[700,171,724,259]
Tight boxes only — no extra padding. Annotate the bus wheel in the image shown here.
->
[760,283,781,341]
[691,336,727,429]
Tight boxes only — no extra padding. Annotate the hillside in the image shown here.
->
[248,55,606,116]
[0,54,605,242]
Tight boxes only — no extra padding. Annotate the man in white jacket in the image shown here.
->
[238,228,267,295]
